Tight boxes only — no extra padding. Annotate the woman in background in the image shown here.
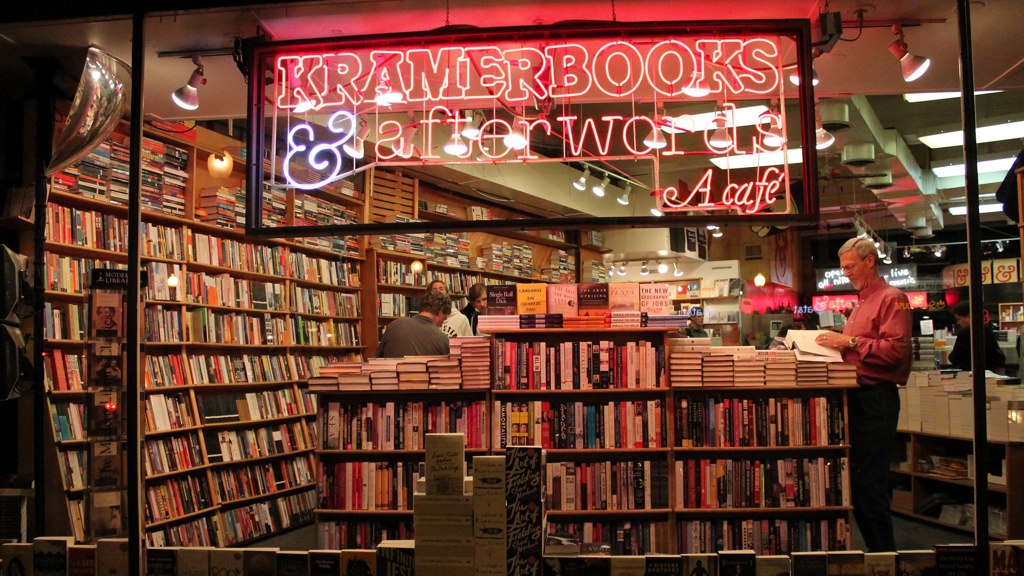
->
[462,283,487,335]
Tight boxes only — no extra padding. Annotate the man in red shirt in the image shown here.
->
[816,237,912,552]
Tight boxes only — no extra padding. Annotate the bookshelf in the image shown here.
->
[41,123,365,546]
[999,302,1024,331]
[890,430,1024,539]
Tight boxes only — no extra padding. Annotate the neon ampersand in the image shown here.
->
[283,110,358,190]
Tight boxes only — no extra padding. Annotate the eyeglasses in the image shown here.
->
[840,257,864,273]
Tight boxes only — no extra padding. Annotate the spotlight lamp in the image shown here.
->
[461,110,482,140]
[343,118,370,159]
[503,115,528,150]
[889,25,931,82]
[617,263,626,275]
[903,246,912,259]
[572,167,591,191]
[643,125,668,149]
[816,127,835,150]
[709,113,733,148]
[673,262,684,277]
[444,128,469,156]
[712,228,724,238]
[682,73,711,97]
[640,261,650,276]
[934,245,944,257]
[207,150,234,178]
[592,176,610,197]
[171,56,205,111]
[657,261,669,275]
[788,66,820,86]
[617,184,632,206]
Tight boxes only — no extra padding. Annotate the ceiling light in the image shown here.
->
[709,148,804,170]
[657,261,669,274]
[343,119,370,159]
[889,25,931,82]
[931,156,1016,178]
[618,263,626,275]
[592,176,610,197]
[902,246,911,259]
[996,241,1005,253]
[919,120,1024,149]
[171,56,205,111]
[947,203,1004,216]
[706,224,719,230]
[904,90,1000,103]
[640,261,650,276]
[787,67,819,86]
[651,206,664,217]
[444,131,469,156]
[754,273,766,287]
[643,126,668,149]
[504,116,528,150]
[461,110,482,140]
[617,184,632,206]
[815,127,835,150]
[572,167,591,191]
[207,150,233,178]
[664,105,770,135]
[760,113,786,148]
[934,246,944,257]
[673,262,683,277]
[712,229,724,238]
[709,114,733,148]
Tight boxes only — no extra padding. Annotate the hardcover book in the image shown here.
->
[90,489,124,539]
[33,537,75,576]
[639,283,673,315]
[516,283,548,315]
[487,285,518,316]
[863,552,898,576]
[990,541,1024,576]
[717,550,755,576]
[209,550,244,576]
[608,283,640,312]
[897,550,937,576]
[756,554,790,576]
[2,543,33,576]
[339,550,376,576]
[680,554,717,576]
[643,555,681,575]
[609,556,645,576]
[68,545,97,576]
[242,548,279,576]
[308,550,340,576]
[92,290,123,338]
[827,550,864,576]
[277,551,309,576]
[577,283,609,317]
[547,284,578,317]
[375,541,414,576]
[96,538,128,576]
[506,446,543,575]
[424,433,466,496]
[933,544,975,576]
[178,547,214,576]
[791,551,828,576]
[145,546,178,576]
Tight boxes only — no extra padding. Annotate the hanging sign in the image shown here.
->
[246,21,818,236]
[816,264,918,291]
[942,259,1019,288]
[812,294,858,312]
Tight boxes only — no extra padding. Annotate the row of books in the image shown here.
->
[144,392,197,433]
[141,221,187,260]
[291,316,360,347]
[292,286,360,317]
[46,203,129,252]
[191,233,289,276]
[677,517,851,555]
[186,352,297,384]
[493,399,666,450]
[145,471,213,524]
[674,455,850,510]
[146,516,216,547]
[203,420,311,464]
[210,454,314,503]
[375,257,424,286]
[319,400,488,451]
[485,282,679,316]
[144,305,185,342]
[669,346,857,387]
[675,394,846,448]
[45,254,126,293]
[143,431,205,477]
[44,350,86,392]
[492,338,666,390]
[317,460,422,511]
[545,460,671,511]
[198,389,314,424]
[217,488,316,546]
[309,340,491,391]
[186,309,285,345]
[185,272,288,310]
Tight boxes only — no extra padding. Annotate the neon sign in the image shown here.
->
[247,21,818,235]
[813,294,859,312]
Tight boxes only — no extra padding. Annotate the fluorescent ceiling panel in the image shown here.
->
[919,120,1024,149]
[903,90,999,103]
[931,156,1016,178]
[709,147,804,170]
[947,203,1004,215]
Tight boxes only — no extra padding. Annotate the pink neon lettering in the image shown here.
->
[545,43,591,98]
[403,47,466,102]
[558,115,622,157]
[374,119,404,160]
[362,50,406,102]
[696,39,779,95]
[592,41,643,97]
[502,47,546,103]
[663,167,783,213]
[323,52,363,107]
[645,40,697,97]
[459,46,505,101]
[277,56,327,109]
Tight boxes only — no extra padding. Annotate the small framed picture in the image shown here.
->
[770,320,783,338]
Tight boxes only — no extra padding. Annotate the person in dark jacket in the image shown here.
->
[461,283,487,335]
[948,302,1006,373]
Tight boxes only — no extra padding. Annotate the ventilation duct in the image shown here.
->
[47,47,132,176]
[905,214,928,229]
[842,142,876,167]
[820,102,851,132]
[862,170,893,190]
[911,225,934,239]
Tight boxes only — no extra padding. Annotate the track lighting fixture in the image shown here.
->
[709,113,733,148]
[816,127,836,150]
[592,176,610,197]
[444,130,469,156]
[617,263,626,275]
[617,184,632,206]
[572,167,591,191]
[504,115,528,150]
[889,25,931,82]
[934,246,944,258]
[650,206,664,217]
[657,261,669,275]
[903,246,912,259]
[343,118,370,159]
[461,110,483,140]
[640,261,650,276]
[171,56,205,111]
[682,73,711,98]
[643,125,668,149]
[997,241,1005,253]
[707,224,719,231]
[787,66,819,86]
[373,70,404,105]
[673,262,683,277]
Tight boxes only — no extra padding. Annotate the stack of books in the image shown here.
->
[796,361,829,386]
[702,354,735,386]
[456,338,492,389]
[397,358,431,390]
[478,315,521,332]
[520,314,563,328]
[760,350,798,386]
[734,356,766,386]
[827,363,858,386]
[647,315,688,329]
[562,315,606,329]
[426,357,461,389]
[607,311,646,327]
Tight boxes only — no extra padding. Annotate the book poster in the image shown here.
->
[577,283,609,316]
[546,284,578,317]
[487,285,518,316]
[516,284,548,315]
[608,282,640,311]
[91,356,123,389]
[639,284,672,315]
[91,291,123,338]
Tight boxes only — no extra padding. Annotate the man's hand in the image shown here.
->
[816,331,851,350]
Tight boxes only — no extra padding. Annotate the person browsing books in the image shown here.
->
[813,237,912,552]
[428,280,474,338]
[461,282,487,335]
[376,291,452,358]
[947,301,1006,373]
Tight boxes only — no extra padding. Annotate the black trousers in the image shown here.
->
[848,384,900,552]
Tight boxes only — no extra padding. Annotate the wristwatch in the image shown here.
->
[848,336,858,349]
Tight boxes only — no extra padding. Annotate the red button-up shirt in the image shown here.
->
[842,275,913,386]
